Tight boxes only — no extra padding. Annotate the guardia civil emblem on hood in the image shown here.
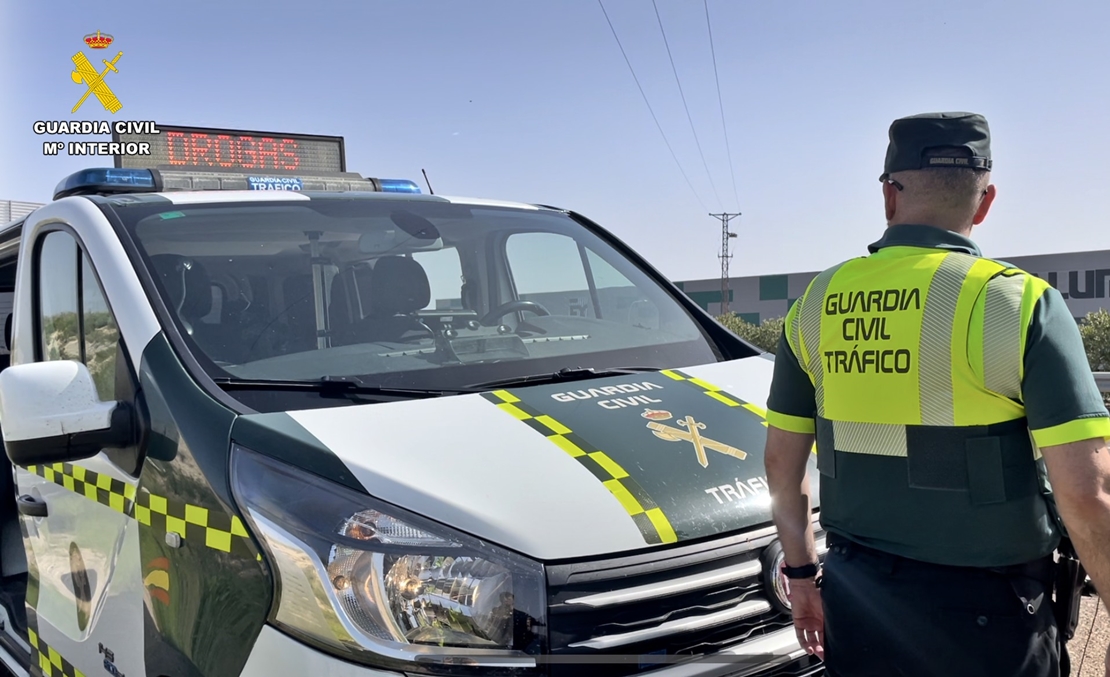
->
[645,412,748,468]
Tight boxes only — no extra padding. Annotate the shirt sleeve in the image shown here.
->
[766,301,817,434]
[1021,286,1110,447]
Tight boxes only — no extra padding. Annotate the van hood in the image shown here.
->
[235,356,818,561]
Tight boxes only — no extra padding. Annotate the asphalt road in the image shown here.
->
[1070,595,1109,676]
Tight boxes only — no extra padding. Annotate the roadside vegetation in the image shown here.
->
[716,315,783,354]
[42,310,119,400]
[1078,309,1110,406]
[1079,309,1110,371]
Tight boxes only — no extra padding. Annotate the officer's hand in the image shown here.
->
[787,578,824,660]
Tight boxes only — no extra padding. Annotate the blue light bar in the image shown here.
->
[54,168,159,201]
[378,178,421,194]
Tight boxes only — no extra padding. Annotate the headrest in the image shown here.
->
[149,254,212,319]
[368,256,430,316]
[210,272,249,312]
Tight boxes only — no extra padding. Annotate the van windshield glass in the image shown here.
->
[115,197,720,397]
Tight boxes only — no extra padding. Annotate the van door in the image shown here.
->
[15,228,145,677]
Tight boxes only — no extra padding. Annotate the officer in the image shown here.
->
[763,111,1110,677]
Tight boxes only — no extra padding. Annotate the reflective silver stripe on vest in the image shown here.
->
[983,273,1026,399]
[798,263,846,417]
[790,300,803,376]
[918,253,978,426]
[832,420,908,457]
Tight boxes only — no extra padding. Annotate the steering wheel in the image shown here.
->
[480,300,551,326]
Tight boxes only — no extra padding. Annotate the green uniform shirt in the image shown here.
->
[768,224,1110,561]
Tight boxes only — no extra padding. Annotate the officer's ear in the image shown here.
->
[883,180,899,222]
[972,184,997,226]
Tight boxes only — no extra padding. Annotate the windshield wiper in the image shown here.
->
[466,366,661,391]
[213,376,470,399]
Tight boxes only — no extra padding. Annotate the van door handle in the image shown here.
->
[17,495,48,518]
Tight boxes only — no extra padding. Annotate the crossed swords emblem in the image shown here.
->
[71,49,123,114]
[643,410,747,468]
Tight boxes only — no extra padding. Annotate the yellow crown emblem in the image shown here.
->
[84,31,113,49]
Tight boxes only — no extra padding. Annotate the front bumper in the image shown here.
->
[640,627,818,677]
[239,625,821,677]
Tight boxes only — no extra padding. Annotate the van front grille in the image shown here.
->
[544,523,825,677]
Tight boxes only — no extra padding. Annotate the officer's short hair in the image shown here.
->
[893,147,990,214]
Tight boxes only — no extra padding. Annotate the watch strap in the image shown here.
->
[781,562,819,579]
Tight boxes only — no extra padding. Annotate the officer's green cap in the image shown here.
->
[880,112,992,181]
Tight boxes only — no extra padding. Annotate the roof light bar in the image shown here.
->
[378,179,422,194]
[155,169,378,193]
[53,167,423,200]
[54,168,159,200]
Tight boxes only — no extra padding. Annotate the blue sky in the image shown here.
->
[2,0,1108,282]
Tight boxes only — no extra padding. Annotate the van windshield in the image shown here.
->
[114,197,722,399]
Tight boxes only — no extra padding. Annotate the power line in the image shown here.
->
[704,0,740,211]
[652,0,724,211]
[597,0,708,212]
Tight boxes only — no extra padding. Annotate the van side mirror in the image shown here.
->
[0,360,135,467]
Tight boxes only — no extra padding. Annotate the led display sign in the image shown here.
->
[113,124,345,173]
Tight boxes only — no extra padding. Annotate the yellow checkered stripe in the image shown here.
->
[28,462,253,558]
[27,609,83,677]
[660,370,769,424]
[661,369,818,454]
[27,462,137,515]
[133,492,253,558]
[482,390,677,545]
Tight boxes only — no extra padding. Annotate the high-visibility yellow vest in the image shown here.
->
[786,244,1058,567]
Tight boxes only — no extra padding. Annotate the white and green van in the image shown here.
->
[0,163,824,677]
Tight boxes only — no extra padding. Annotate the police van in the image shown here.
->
[0,130,825,677]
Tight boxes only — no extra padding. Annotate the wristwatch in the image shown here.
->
[781,562,820,580]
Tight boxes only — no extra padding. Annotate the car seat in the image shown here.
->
[148,255,242,364]
[279,275,320,353]
[354,256,434,343]
[328,264,374,346]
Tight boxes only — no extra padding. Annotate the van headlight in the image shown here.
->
[230,445,546,671]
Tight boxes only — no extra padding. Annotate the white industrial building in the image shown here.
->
[678,250,1110,324]
[0,201,42,225]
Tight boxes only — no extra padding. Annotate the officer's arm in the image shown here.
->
[764,323,819,571]
[1021,288,1110,612]
[1041,438,1110,611]
[766,426,818,569]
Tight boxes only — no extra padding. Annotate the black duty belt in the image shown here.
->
[825,532,1055,584]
